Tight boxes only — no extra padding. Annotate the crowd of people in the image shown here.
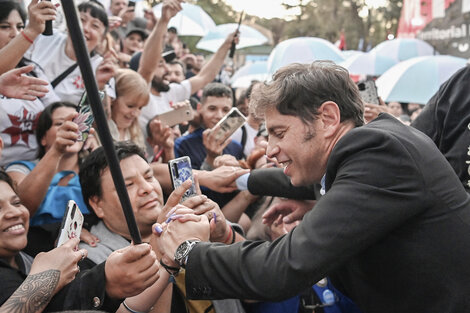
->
[0,0,469,312]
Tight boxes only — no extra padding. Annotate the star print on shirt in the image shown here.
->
[73,75,84,89]
[2,108,39,146]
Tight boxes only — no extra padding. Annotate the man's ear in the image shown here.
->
[318,101,341,137]
[197,102,202,112]
[88,196,105,219]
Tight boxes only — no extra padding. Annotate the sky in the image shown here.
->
[223,0,302,19]
[223,0,388,19]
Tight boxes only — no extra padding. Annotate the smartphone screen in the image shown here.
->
[168,156,198,202]
[56,200,84,247]
[212,107,247,142]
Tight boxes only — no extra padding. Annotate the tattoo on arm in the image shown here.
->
[0,269,60,313]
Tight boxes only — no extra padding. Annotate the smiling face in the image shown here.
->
[0,181,29,261]
[111,93,147,130]
[165,63,185,84]
[79,10,106,52]
[265,108,327,186]
[0,9,24,50]
[122,32,144,55]
[90,155,164,239]
[198,96,232,129]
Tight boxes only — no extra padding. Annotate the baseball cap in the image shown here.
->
[125,27,148,40]
[129,49,176,72]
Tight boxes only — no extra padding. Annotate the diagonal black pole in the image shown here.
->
[61,0,142,244]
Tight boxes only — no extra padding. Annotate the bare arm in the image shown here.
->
[116,272,170,313]
[12,115,79,215]
[0,270,59,313]
[188,32,237,93]
[0,238,86,313]
[221,190,258,224]
[0,0,56,75]
[138,0,182,83]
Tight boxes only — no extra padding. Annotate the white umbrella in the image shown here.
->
[370,38,436,62]
[152,3,215,36]
[196,24,269,53]
[230,61,269,88]
[376,55,467,104]
[339,51,397,76]
[342,50,363,59]
[267,37,345,76]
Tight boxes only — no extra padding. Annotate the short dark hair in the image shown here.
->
[0,168,15,191]
[36,102,77,159]
[79,141,146,212]
[167,27,177,34]
[251,61,364,127]
[0,1,26,24]
[169,60,186,75]
[78,1,109,31]
[201,83,233,104]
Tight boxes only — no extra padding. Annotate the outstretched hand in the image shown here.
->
[0,65,48,100]
[262,199,316,226]
[105,243,160,299]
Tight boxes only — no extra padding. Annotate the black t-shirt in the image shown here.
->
[412,65,470,192]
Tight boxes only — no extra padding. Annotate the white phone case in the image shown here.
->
[56,200,84,247]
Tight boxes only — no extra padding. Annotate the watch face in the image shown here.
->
[175,241,190,262]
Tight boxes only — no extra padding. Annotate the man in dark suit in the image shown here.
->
[152,61,470,313]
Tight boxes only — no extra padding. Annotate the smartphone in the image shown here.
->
[155,103,194,127]
[357,79,380,105]
[168,156,198,202]
[211,107,247,143]
[56,200,84,247]
[73,91,98,142]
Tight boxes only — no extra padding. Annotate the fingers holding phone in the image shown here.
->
[30,237,87,294]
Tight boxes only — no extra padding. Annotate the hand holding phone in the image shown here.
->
[155,102,194,127]
[56,200,84,247]
[210,107,247,143]
[73,91,97,142]
[168,156,198,202]
[357,79,380,105]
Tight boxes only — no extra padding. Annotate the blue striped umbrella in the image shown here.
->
[153,3,215,36]
[370,38,436,62]
[230,61,268,88]
[267,37,345,76]
[339,51,397,76]
[376,55,467,104]
[196,24,269,53]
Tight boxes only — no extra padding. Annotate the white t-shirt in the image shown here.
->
[231,122,259,158]
[0,67,60,167]
[139,79,191,129]
[25,31,104,105]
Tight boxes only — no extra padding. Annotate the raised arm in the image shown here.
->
[138,0,182,83]
[188,32,238,93]
[0,0,56,75]
[9,113,79,215]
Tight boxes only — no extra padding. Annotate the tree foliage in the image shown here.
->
[180,0,402,51]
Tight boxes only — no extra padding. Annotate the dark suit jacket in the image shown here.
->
[184,114,470,313]
[248,168,319,200]
[412,65,470,192]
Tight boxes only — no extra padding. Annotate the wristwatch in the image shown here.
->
[174,240,199,267]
